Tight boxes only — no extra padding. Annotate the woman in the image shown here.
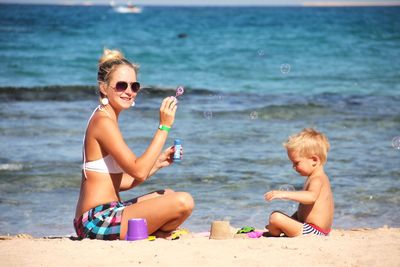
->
[74,49,194,240]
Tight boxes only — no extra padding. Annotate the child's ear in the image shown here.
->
[311,155,320,167]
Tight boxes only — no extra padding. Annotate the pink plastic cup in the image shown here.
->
[126,218,148,241]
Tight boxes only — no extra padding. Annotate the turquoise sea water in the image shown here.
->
[0,4,399,237]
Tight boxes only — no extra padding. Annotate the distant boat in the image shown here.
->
[110,1,142,14]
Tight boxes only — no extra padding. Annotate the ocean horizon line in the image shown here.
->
[1,2,400,7]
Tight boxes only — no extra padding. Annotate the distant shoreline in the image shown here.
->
[1,2,400,7]
[302,1,400,7]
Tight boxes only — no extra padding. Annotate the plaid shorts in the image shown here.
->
[74,199,136,240]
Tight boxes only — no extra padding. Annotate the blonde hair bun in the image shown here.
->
[97,48,139,84]
[99,48,124,65]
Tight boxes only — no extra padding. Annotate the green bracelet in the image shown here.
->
[158,125,171,132]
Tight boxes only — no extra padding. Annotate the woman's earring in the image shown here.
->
[101,97,109,106]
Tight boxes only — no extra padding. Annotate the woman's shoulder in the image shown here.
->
[88,111,119,137]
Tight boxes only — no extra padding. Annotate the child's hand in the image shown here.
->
[264,191,283,201]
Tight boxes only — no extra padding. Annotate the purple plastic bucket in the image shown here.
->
[126,218,148,241]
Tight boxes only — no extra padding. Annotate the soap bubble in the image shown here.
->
[209,94,223,101]
[280,63,291,74]
[392,136,400,150]
[250,111,258,120]
[290,203,297,212]
[203,111,213,120]
[278,184,295,202]
[279,184,295,192]
[223,216,232,221]
[175,86,185,98]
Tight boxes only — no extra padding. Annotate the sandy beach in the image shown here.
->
[1,227,399,267]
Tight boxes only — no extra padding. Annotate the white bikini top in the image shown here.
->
[82,106,123,178]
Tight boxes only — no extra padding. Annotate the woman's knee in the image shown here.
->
[173,192,195,214]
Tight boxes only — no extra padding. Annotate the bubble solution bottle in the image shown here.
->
[173,139,182,162]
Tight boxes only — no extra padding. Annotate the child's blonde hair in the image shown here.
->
[283,128,330,165]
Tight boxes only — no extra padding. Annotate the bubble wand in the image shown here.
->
[175,86,185,98]
[172,86,184,163]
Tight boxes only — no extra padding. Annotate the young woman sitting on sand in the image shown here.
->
[74,49,194,240]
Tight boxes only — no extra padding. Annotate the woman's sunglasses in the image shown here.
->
[112,81,141,93]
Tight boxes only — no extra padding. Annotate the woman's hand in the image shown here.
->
[155,146,175,169]
[159,96,178,127]
[148,145,183,177]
